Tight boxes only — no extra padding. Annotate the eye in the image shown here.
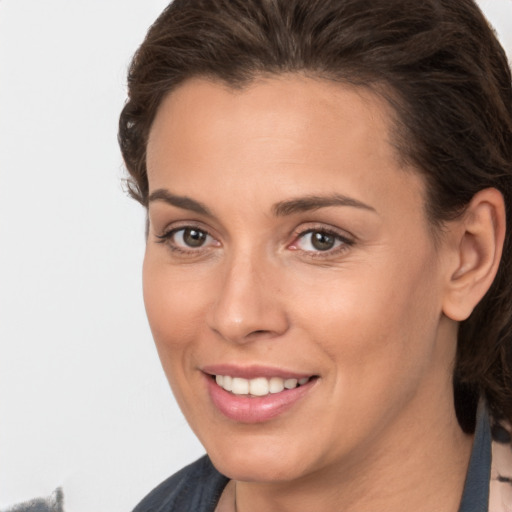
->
[156,226,219,252]
[174,227,210,248]
[289,228,353,254]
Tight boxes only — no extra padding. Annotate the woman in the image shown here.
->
[118,0,512,510]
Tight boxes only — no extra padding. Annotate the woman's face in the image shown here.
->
[144,76,457,482]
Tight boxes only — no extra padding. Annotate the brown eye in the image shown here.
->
[159,226,217,251]
[310,231,336,251]
[181,228,207,247]
[291,229,351,255]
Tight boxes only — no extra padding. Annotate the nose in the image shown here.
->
[206,253,289,344]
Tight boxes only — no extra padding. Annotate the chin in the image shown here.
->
[204,433,313,482]
[212,455,303,483]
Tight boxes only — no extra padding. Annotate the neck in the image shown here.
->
[234,395,474,512]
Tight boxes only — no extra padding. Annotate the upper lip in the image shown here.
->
[201,364,315,380]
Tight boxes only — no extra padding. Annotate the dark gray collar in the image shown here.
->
[458,401,491,512]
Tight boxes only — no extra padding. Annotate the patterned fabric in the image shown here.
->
[490,420,512,512]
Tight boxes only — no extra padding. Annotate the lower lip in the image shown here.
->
[205,375,316,423]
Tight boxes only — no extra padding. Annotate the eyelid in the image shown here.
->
[288,224,355,256]
[155,226,212,242]
[155,223,221,253]
[154,219,214,239]
[291,222,354,241]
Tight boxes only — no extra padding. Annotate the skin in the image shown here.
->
[143,75,499,512]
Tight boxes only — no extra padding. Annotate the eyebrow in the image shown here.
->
[147,189,376,217]
[272,194,376,216]
[148,189,212,216]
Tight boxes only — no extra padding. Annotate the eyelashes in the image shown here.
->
[288,228,353,256]
[155,226,219,254]
[155,224,354,258]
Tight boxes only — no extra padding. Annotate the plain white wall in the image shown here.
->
[0,2,204,511]
[0,1,510,511]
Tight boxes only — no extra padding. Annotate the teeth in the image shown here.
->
[249,377,269,396]
[215,375,312,396]
[284,378,298,389]
[231,377,249,395]
[269,377,285,393]
[223,375,233,391]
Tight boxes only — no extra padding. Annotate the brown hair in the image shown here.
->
[119,0,512,432]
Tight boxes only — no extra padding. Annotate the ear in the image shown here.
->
[442,188,506,322]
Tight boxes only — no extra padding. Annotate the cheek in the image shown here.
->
[295,248,443,384]
[142,253,209,354]
[142,253,213,417]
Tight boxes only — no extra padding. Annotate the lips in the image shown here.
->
[202,365,318,423]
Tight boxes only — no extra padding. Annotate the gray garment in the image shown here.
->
[132,405,492,512]
[459,400,491,511]
[132,456,228,512]
[1,489,64,512]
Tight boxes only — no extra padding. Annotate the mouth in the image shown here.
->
[203,367,319,423]
[212,374,316,397]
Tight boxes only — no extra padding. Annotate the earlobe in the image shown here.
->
[442,188,506,322]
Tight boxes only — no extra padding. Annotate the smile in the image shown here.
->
[214,375,313,396]
[205,371,318,423]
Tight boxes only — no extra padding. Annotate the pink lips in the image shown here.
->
[202,365,317,423]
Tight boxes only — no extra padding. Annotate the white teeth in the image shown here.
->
[222,375,233,391]
[231,377,249,395]
[284,378,298,389]
[249,377,269,396]
[269,377,285,393]
[215,375,311,396]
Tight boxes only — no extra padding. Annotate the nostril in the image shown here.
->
[246,329,275,340]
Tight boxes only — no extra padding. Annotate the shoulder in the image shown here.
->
[132,455,229,512]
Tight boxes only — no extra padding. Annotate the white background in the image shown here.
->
[0,1,510,510]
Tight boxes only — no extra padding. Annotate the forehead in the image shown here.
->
[146,75,426,224]
[148,75,400,163]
